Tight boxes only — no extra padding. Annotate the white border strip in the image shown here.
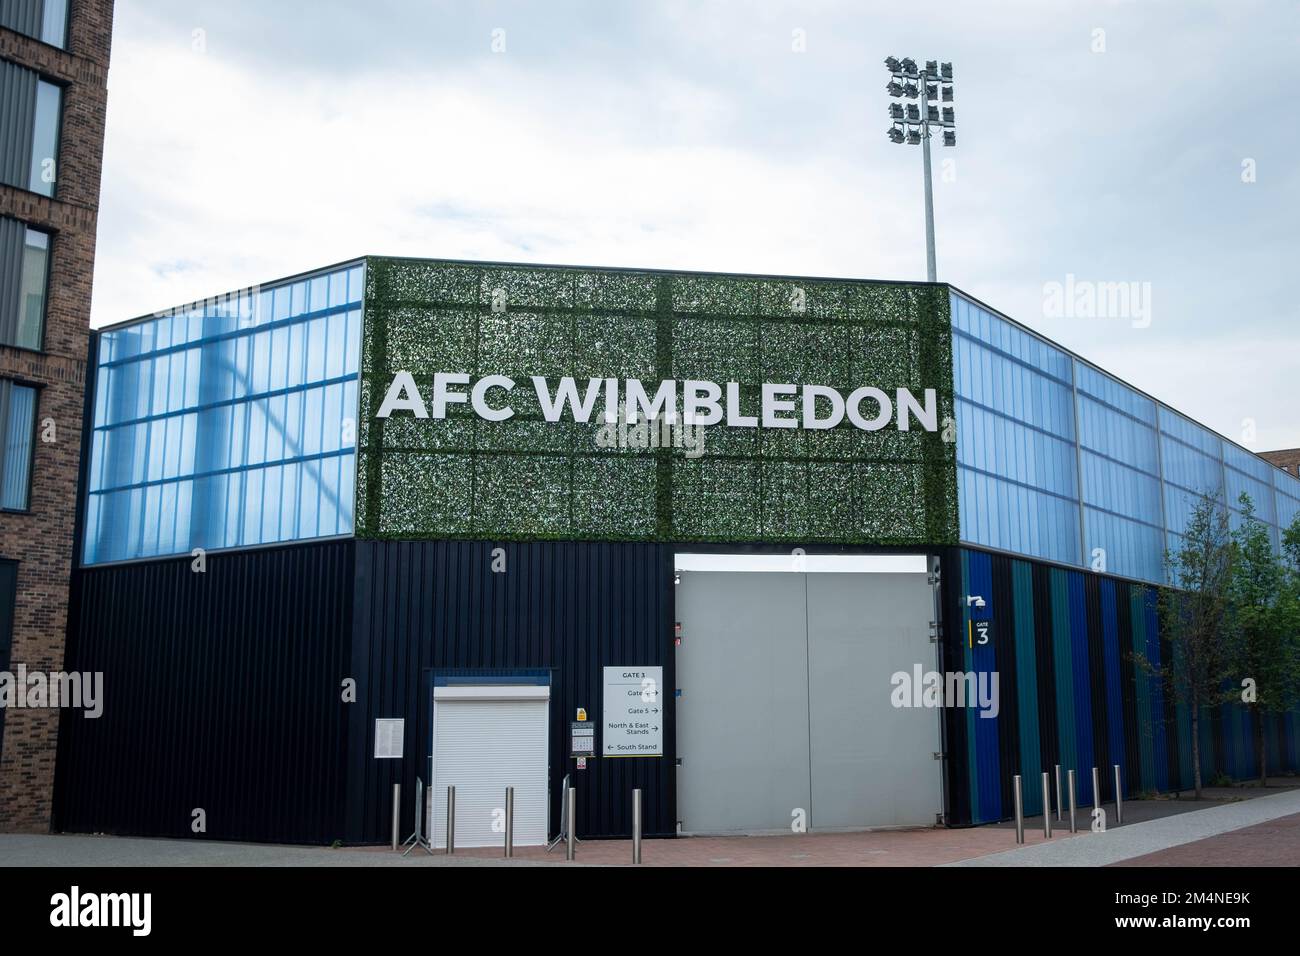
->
[433,685,551,701]
[673,553,928,574]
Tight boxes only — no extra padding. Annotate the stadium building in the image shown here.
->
[51,256,1300,845]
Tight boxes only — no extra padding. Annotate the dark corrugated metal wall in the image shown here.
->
[348,539,675,843]
[54,540,355,844]
[945,545,1300,826]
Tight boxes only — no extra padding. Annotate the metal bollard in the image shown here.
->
[632,789,643,865]
[446,785,456,855]
[1068,769,1078,833]
[505,786,514,858]
[565,788,577,861]
[1012,775,1024,844]
[1092,766,1101,811]
[1114,764,1123,825]
[1041,772,1052,838]
[391,783,401,851]
[1054,764,1062,822]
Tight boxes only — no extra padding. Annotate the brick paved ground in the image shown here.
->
[1110,812,1300,867]
[374,823,1071,867]
[2,782,1294,866]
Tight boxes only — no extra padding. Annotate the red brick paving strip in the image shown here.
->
[1109,811,1300,867]
[358,823,1082,867]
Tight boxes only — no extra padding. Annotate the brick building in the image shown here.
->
[0,0,114,831]
[1261,448,1300,479]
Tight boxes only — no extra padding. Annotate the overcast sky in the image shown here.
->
[92,0,1300,450]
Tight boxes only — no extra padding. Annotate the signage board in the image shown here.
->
[602,666,663,757]
[570,720,594,756]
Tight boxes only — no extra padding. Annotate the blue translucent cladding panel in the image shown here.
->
[1159,434,1223,498]
[1223,442,1273,485]
[1080,450,1161,520]
[1083,508,1164,583]
[953,335,1076,440]
[951,294,1072,381]
[1074,362,1155,424]
[959,466,1081,567]
[1158,406,1220,457]
[1226,508,1280,552]
[1076,395,1158,475]
[1273,465,1300,496]
[82,263,364,564]
[1277,489,1300,533]
[1163,485,1207,541]
[956,398,1077,498]
[1225,467,1275,523]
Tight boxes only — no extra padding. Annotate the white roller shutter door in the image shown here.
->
[430,685,549,848]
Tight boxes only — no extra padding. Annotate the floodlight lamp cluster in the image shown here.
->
[885,57,955,147]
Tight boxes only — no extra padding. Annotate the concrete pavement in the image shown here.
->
[947,787,1300,867]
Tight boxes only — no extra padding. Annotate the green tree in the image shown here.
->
[1146,494,1235,798]
[1230,498,1300,785]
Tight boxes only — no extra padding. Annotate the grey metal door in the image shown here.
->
[675,562,940,833]
[675,571,811,834]
[806,572,939,828]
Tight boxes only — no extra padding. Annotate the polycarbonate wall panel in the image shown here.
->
[1079,451,1161,520]
[83,263,364,564]
[1225,467,1275,524]
[952,290,1298,584]
[1076,396,1159,476]
[953,336,1076,440]
[1278,489,1300,535]
[1160,435,1223,500]
[956,398,1077,498]
[958,466,1081,566]
[953,294,1081,567]
[1083,508,1164,583]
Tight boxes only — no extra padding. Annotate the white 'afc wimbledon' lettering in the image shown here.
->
[376,372,938,433]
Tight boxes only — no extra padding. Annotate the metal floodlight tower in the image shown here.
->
[885,57,955,281]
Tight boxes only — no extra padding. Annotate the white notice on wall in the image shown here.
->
[374,718,404,759]
[602,666,663,757]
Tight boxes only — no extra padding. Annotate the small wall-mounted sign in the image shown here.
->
[374,718,404,759]
[576,707,587,722]
[571,720,595,757]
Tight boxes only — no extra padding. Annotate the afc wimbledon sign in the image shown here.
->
[376,371,939,433]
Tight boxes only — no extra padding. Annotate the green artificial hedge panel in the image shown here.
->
[356,257,958,545]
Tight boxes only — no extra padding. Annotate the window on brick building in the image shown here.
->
[0,1,68,50]
[29,79,62,197]
[0,379,38,511]
[17,227,50,349]
[41,0,70,48]
[0,62,63,197]
[1,217,50,350]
